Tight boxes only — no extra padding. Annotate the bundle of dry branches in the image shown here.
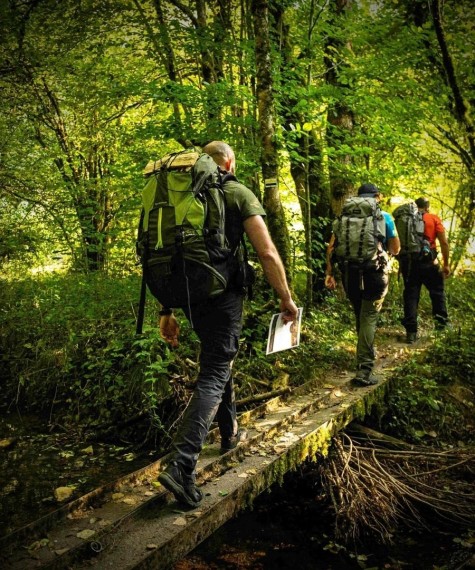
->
[317,428,475,544]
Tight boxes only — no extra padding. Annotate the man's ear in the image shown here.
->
[224,157,235,173]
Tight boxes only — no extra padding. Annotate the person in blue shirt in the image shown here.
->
[325,183,400,386]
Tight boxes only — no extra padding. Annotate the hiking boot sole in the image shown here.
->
[158,472,202,508]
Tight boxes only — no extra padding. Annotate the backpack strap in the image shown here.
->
[241,236,254,300]
[136,267,147,335]
[220,170,238,185]
[344,217,351,258]
[357,219,367,259]
[343,260,349,292]
[405,218,411,253]
[373,203,384,259]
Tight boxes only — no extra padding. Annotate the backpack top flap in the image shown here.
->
[141,150,199,234]
[143,150,200,177]
[333,196,386,263]
[393,202,424,254]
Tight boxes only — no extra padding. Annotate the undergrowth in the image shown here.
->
[1,270,473,454]
[0,273,192,438]
[381,274,475,445]
[0,270,357,448]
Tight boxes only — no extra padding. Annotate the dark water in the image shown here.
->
[0,412,154,537]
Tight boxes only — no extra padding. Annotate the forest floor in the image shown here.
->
[0,324,411,537]
[173,324,475,570]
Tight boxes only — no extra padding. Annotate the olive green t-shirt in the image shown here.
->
[223,180,266,250]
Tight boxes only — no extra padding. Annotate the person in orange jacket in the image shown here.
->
[399,197,450,343]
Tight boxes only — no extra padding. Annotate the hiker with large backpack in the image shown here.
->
[325,183,400,387]
[394,197,450,343]
[138,141,298,508]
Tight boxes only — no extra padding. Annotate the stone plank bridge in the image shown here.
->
[0,346,406,570]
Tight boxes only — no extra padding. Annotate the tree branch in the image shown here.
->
[430,0,475,165]
[428,127,473,170]
[166,0,199,28]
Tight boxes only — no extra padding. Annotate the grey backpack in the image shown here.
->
[392,202,426,256]
[333,196,387,266]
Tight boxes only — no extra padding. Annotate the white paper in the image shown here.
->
[266,308,303,355]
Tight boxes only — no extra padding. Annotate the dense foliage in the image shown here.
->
[383,276,475,444]
[1,268,473,452]
[1,0,474,278]
[1,0,474,438]
[0,267,354,438]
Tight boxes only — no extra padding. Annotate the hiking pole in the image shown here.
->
[136,270,147,335]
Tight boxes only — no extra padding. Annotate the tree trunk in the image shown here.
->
[324,0,355,215]
[273,0,331,304]
[252,0,292,280]
[429,0,475,270]
[37,80,111,271]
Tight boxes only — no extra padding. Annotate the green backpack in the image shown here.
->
[136,150,238,316]
[332,196,387,266]
[392,202,427,256]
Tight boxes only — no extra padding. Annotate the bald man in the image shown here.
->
[158,141,298,508]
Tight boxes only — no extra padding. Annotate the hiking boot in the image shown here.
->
[351,374,378,387]
[406,332,417,344]
[220,429,248,454]
[157,462,203,508]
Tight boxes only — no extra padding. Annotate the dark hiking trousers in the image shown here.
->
[342,265,388,377]
[399,256,448,333]
[171,289,244,480]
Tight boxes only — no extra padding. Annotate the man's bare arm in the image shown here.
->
[324,234,337,289]
[437,231,450,277]
[243,215,298,320]
[387,236,400,256]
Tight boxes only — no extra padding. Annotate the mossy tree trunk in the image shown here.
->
[252,0,293,281]
[272,0,331,304]
[324,0,355,215]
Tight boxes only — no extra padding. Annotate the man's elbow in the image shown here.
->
[258,246,279,264]
[388,237,400,256]
[438,235,449,248]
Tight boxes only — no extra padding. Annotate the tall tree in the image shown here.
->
[252,0,292,278]
[273,0,331,304]
[429,0,475,269]
[324,0,355,214]
[400,0,475,268]
[0,0,151,270]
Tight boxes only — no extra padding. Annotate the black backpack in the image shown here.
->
[136,150,239,330]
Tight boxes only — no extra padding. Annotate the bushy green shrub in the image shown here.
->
[383,275,475,444]
[2,270,472,448]
[0,273,197,434]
